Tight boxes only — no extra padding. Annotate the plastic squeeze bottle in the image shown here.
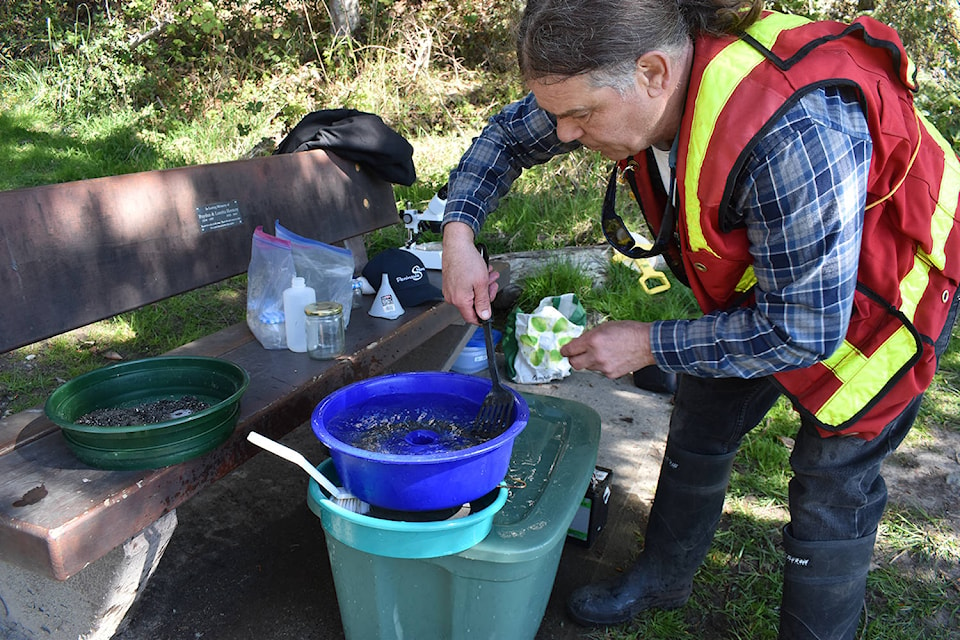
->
[282,276,316,352]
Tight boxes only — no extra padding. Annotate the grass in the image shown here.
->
[0,103,161,189]
[1,278,247,414]
[513,257,701,325]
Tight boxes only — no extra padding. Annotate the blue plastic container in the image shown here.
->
[451,326,502,374]
[311,371,528,511]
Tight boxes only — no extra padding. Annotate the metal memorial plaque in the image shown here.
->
[196,200,243,232]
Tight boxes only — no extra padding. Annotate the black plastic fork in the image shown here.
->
[472,244,515,435]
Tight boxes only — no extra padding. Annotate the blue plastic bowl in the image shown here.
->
[307,459,508,558]
[311,371,528,511]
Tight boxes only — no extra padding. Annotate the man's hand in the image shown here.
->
[560,320,656,379]
[441,221,500,324]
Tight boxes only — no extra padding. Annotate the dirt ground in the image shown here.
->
[881,424,960,532]
[870,421,960,620]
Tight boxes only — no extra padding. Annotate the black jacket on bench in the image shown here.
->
[276,109,416,186]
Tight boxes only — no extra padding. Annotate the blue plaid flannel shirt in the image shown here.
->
[444,86,872,378]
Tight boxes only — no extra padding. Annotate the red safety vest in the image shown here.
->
[625,12,960,439]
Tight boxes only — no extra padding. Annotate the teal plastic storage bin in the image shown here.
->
[307,392,600,640]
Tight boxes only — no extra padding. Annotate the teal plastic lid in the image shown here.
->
[460,392,600,563]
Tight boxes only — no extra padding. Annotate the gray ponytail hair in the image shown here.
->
[517,0,763,88]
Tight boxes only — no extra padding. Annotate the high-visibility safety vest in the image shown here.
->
[624,12,960,439]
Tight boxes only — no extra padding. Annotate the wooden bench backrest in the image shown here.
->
[0,150,397,352]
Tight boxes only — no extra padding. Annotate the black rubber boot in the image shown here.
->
[779,525,876,640]
[567,442,736,626]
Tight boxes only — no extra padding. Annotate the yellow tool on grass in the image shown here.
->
[611,245,671,295]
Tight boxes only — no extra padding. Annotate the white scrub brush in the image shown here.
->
[246,431,370,514]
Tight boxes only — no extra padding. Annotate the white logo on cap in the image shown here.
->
[395,265,426,283]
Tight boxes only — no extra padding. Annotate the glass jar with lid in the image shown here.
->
[304,301,345,360]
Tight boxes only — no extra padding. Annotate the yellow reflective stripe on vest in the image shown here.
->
[816,324,918,425]
[898,111,960,321]
[919,110,960,272]
[898,257,929,322]
[735,265,757,293]
[685,12,811,254]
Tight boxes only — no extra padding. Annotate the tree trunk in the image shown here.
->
[329,0,360,36]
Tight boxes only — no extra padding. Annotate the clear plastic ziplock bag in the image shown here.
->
[275,220,355,328]
[247,226,296,349]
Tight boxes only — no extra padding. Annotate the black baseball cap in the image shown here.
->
[361,249,444,307]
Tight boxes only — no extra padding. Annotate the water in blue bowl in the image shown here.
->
[327,396,487,455]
